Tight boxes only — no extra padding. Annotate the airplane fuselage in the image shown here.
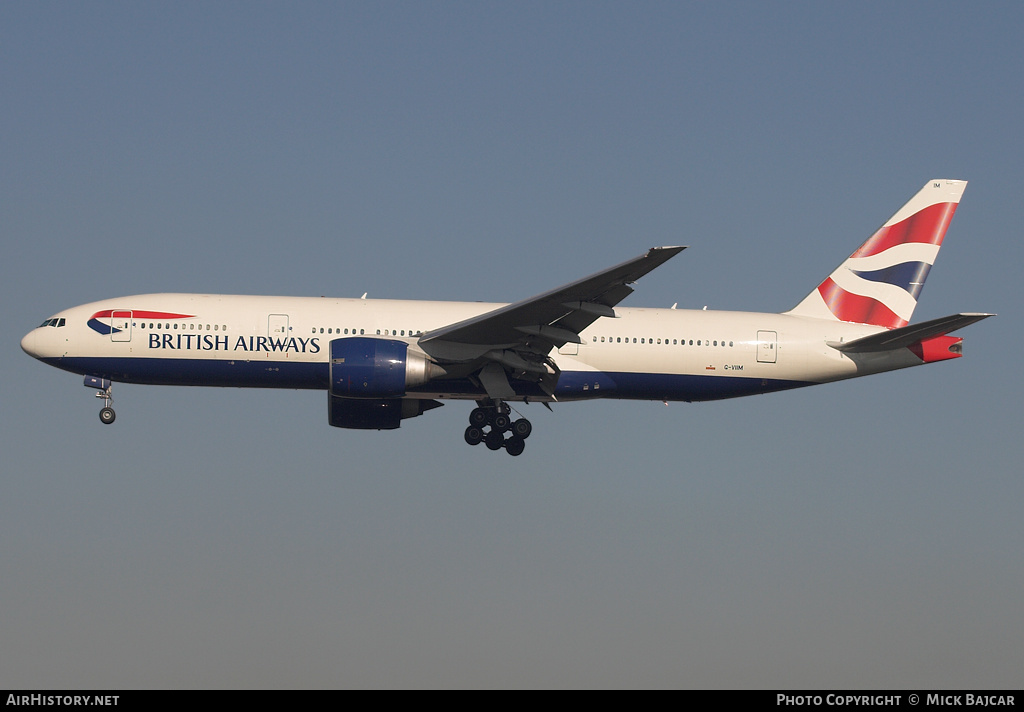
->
[20,181,990,455]
[22,292,925,403]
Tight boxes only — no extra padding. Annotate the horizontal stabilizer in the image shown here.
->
[829,313,994,353]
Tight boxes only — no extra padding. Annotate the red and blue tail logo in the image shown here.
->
[88,310,194,335]
[787,180,966,328]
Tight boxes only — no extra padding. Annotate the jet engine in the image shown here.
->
[327,337,445,429]
[328,337,443,397]
[328,396,442,430]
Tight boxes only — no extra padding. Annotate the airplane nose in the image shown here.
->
[21,329,41,358]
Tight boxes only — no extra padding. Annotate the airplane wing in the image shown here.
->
[418,246,686,397]
[829,312,994,353]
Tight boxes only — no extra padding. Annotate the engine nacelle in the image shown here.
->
[328,396,442,430]
[329,337,441,398]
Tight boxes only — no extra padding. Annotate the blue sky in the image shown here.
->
[2,2,1021,688]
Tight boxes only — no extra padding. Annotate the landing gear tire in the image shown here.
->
[469,408,489,427]
[466,402,532,455]
[505,436,526,456]
[99,407,116,425]
[485,431,504,451]
[512,418,532,439]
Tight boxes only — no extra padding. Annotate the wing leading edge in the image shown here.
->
[420,246,684,351]
[417,246,686,397]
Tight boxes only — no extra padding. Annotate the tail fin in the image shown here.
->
[786,180,967,328]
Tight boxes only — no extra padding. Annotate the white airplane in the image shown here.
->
[22,180,992,456]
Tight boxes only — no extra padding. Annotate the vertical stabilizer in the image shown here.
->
[785,180,967,328]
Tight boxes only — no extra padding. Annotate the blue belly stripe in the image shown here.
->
[43,357,812,402]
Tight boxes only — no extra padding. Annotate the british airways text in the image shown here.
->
[148,334,321,354]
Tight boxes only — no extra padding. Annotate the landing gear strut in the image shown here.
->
[464,401,531,456]
[85,376,116,425]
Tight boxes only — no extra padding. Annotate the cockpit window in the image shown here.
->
[38,318,67,328]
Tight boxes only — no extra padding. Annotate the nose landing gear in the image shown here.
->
[464,401,531,456]
[85,376,115,425]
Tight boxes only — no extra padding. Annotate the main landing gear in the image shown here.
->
[85,376,116,425]
[463,401,532,456]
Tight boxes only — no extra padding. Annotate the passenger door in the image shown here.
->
[110,310,132,342]
[268,314,289,339]
[756,330,777,363]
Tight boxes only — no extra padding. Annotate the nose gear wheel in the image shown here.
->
[87,378,116,425]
